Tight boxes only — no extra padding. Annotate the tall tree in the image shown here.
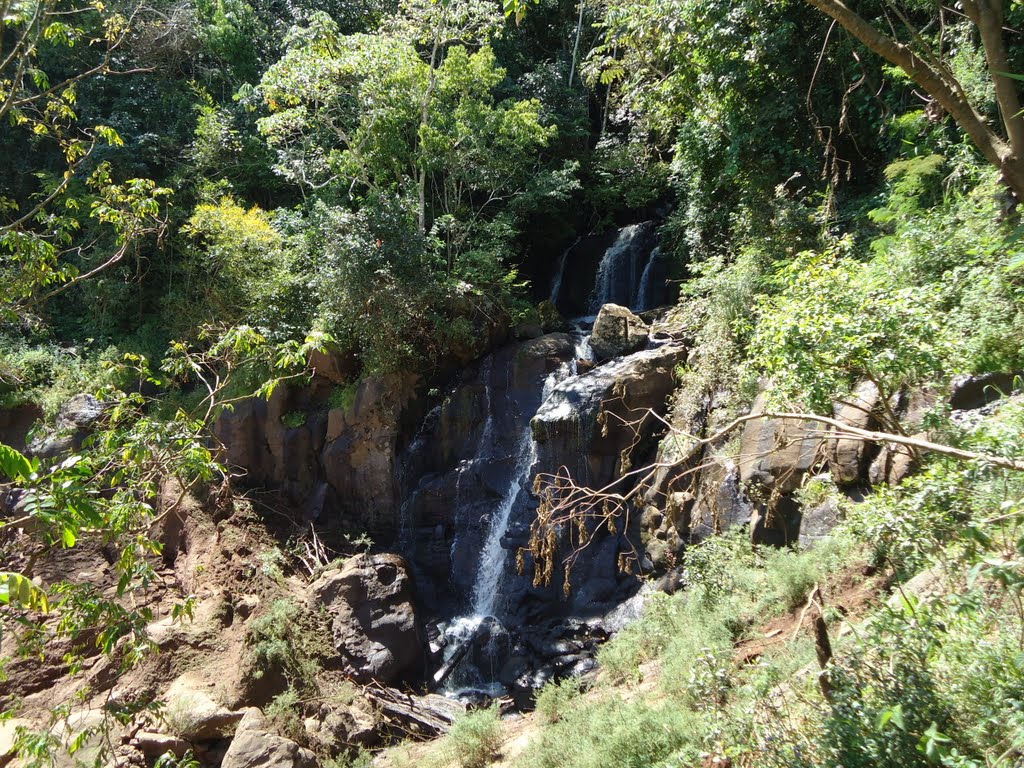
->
[790,0,1024,199]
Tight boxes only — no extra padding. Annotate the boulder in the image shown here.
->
[739,392,822,495]
[221,730,316,768]
[532,343,688,489]
[0,403,42,451]
[29,394,107,458]
[868,388,937,487]
[589,304,649,360]
[799,497,842,548]
[133,733,191,758]
[311,553,422,684]
[163,673,245,741]
[308,345,357,385]
[949,371,1020,411]
[829,380,880,486]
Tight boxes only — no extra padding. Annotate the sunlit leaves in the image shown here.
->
[0,572,50,612]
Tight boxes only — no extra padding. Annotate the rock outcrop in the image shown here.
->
[213,371,421,534]
[28,394,107,458]
[532,342,687,490]
[222,709,316,768]
[589,304,649,360]
[311,553,422,684]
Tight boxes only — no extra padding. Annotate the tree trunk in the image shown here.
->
[804,0,1024,200]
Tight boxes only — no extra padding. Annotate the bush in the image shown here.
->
[446,705,502,768]
[534,678,583,724]
[247,599,319,690]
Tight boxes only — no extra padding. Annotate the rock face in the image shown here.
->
[396,333,576,612]
[589,304,649,360]
[738,391,823,495]
[532,342,687,490]
[829,380,880,486]
[312,553,422,684]
[28,394,107,458]
[213,371,421,535]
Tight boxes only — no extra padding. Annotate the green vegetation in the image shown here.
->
[5,0,1024,766]
[425,705,504,768]
[524,418,1024,766]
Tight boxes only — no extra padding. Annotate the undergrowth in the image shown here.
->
[522,400,1024,768]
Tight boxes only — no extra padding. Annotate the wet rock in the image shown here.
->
[589,304,649,360]
[311,553,422,684]
[533,343,688,490]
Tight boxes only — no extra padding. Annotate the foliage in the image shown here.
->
[446,704,503,768]
[748,241,948,420]
[246,599,321,690]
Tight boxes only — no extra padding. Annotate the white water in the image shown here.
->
[634,246,660,312]
[588,223,650,313]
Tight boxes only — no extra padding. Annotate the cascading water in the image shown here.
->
[635,246,661,313]
[438,363,570,698]
[588,222,657,313]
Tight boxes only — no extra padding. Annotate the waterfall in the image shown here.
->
[634,246,660,313]
[438,363,570,697]
[588,222,655,313]
[549,238,579,311]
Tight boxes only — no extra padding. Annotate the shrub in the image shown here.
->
[534,678,583,724]
[247,599,319,690]
[446,705,502,768]
[265,689,306,744]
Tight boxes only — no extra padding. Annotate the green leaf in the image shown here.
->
[0,572,49,612]
[0,442,34,481]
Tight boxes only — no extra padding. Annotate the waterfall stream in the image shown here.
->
[403,221,663,700]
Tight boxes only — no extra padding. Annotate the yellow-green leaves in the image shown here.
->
[0,572,50,612]
[0,442,37,481]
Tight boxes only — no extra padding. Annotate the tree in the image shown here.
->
[257,9,555,243]
[0,0,172,318]
[801,0,1024,200]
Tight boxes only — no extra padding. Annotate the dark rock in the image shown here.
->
[0,403,42,451]
[589,304,649,360]
[689,462,753,543]
[533,343,688,490]
[308,345,357,385]
[949,371,1020,411]
[514,323,545,340]
[311,553,422,684]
